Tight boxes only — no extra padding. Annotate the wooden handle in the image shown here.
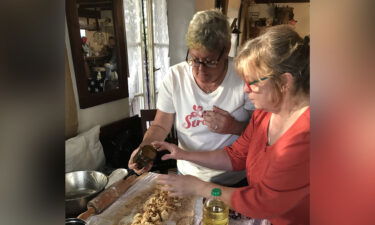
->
[87,175,138,213]
[77,207,95,221]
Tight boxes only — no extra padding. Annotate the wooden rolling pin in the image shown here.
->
[78,174,139,221]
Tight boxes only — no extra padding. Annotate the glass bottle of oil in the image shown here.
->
[203,188,229,225]
[132,145,157,169]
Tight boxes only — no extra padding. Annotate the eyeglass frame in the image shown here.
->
[245,75,274,91]
[185,48,225,68]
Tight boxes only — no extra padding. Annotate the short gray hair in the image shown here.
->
[186,9,230,51]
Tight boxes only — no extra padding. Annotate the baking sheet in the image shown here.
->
[86,172,270,225]
[86,172,198,225]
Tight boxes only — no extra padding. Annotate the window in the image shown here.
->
[80,29,86,37]
[124,0,169,116]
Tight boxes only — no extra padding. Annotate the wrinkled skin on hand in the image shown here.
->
[203,106,237,134]
[157,174,205,197]
[152,141,185,161]
[152,141,206,197]
[128,147,153,175]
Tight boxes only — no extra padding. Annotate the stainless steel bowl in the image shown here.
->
[65,171,108,217]
[65,218,87,225]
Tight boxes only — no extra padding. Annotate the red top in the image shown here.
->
[225,109,310,225]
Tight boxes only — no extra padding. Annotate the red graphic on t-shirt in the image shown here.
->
[183,105,206,129]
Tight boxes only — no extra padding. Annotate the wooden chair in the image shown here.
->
[140,109,177,173]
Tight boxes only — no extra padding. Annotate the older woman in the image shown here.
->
[128,9,254,186]
[155,25,310,225]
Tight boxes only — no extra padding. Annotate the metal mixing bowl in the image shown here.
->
[65,171,108,217]
[65,218,87,225]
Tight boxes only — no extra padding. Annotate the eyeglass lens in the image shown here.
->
[186,48,224,68]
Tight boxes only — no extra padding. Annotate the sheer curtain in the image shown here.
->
[124,0,144,116]
[152,0,169,95]
[124,0,169,116]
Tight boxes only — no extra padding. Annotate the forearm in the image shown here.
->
[140,124,170,146]
[181,149,233,171]
[140,110,174,146]
[230,120,248,136]
[195,180,236,209]
[230,110,253,135]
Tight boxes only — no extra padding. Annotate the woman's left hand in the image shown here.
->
[203,106,237,134]
[157,174,206,197]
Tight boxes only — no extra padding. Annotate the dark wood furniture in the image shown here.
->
[99,112,177,174]
[100,115,142,143]
[99,115,142,170]
[66,0,129,108]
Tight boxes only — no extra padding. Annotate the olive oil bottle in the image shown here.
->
[203,188,229,225]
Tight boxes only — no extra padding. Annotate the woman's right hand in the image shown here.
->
[128,147,153,175]
[152,141,186,161]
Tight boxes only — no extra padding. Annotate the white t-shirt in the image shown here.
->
[157,59,254,185]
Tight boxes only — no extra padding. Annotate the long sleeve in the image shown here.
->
[224,115,254,171]
[227,109,310,225]
[231,135,309,218]
[225,110,269,171]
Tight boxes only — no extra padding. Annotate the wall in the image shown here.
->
[227,0,241,19]
[195,0,215,12]
[194,1,310,38]
[167,0,195,66]
[65,21,130,134]
[67,0,195,133]
[254,3,310,37]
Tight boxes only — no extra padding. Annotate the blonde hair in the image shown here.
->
[186,9,230,51]
[235,25,309,105]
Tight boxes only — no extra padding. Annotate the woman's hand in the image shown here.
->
[157,174,206,197]
[128,147,153,175]
[203,106,238,134]
[152,141,186,161]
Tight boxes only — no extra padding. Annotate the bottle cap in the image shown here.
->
[211,188,221,197]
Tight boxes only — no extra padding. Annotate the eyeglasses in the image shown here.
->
[185,48,225,68]
[245,75,273,92]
